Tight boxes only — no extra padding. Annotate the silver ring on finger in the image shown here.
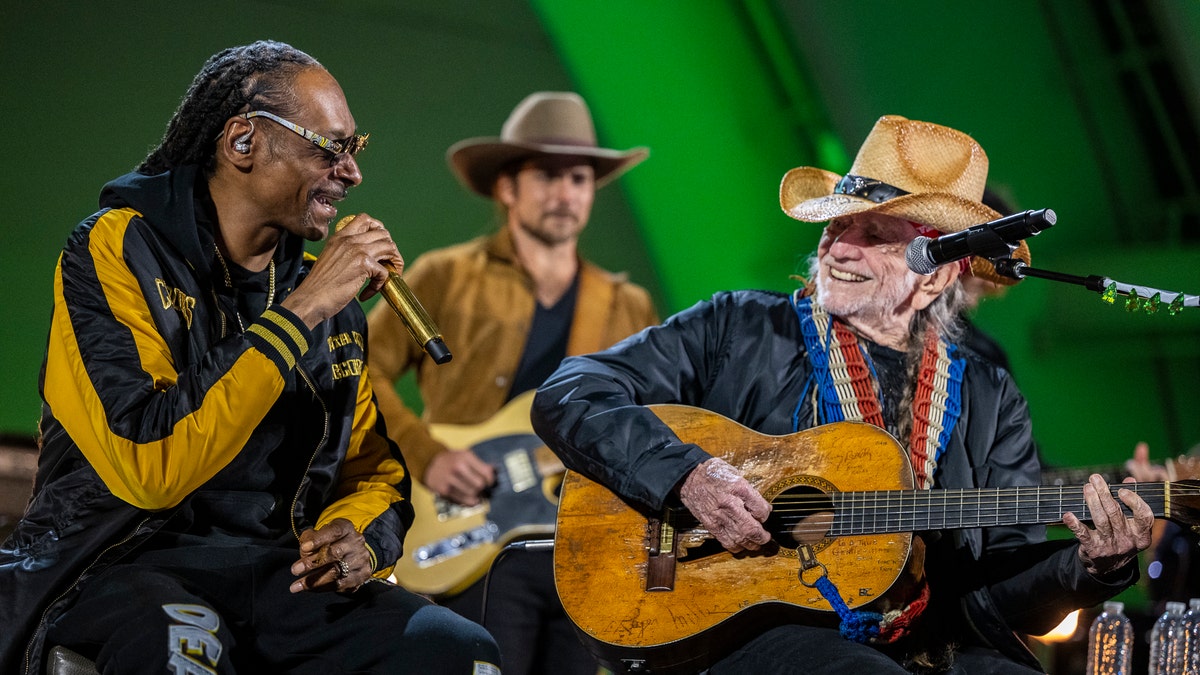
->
[335,559,351,579]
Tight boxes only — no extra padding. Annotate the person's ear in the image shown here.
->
[494,173,516,208]
[911,263,960,311]
[218,117,256,166]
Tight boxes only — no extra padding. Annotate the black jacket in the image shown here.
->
[531,289,1135,671]
[0,165,413,674]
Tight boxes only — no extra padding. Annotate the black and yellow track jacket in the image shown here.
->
[0,165,414,674]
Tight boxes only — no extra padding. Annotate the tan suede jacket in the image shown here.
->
[366,228,659,482]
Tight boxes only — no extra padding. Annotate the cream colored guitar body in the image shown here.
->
[391,390,564,597]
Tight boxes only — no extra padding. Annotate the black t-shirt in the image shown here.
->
[170,196,304,540]
[863,340,907,438]
[507,274,580,400]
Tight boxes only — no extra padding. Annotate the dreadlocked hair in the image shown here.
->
[137,40,321,175]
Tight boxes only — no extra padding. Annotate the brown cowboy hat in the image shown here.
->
[447,91,649,198]
[779,114,1029,285]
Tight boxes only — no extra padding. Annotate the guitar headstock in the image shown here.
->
[1167,480,1200,533]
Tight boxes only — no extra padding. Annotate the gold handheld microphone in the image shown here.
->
[337,216,452,364]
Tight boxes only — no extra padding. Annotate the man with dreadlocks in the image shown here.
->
[0,41,500,674]
[530,115,1155,673]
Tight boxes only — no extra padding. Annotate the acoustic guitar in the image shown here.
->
[553,405,1200,674]
[391,390,565,597]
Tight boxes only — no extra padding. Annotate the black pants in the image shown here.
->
[442,548,596,675]
[709,624,1043,674]
[46,538,500,674]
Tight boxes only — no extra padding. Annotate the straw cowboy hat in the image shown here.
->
[780,114,1029,285]
[447,91,649,198]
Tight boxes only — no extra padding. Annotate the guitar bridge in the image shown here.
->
[645,514,677,592]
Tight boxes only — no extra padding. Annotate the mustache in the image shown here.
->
[311,185,348,201]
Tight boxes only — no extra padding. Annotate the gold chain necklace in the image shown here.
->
[213,243,275,332]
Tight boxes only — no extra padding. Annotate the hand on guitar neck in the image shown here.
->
[425,447,496,506]
[1062,473,1155,577]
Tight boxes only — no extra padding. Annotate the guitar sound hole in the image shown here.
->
[764,485,833,550]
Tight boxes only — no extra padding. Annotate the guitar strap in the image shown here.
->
[792,292,963,645]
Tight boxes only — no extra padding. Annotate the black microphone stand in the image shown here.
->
[991,258,1199,314]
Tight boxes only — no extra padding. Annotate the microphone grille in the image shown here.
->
[905,237,937,275]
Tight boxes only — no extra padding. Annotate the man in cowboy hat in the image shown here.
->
[367,91,658,673]
[530,115,1154,673]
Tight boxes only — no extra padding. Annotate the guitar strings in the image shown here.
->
[764,487,1196,517]
[763,482,1196,505]
[702,483,1200,540]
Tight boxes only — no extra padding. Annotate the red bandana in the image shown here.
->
[908,221,970,274]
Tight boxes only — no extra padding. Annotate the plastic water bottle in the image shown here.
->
[1087,601,1134,675]
[1184,598,1200,674]
[1149,601,1189,675]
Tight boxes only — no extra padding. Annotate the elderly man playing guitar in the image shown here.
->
[531,116,1166,674]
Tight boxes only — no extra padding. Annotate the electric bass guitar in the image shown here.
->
[391,390,565,597]
[553,405,1200,674]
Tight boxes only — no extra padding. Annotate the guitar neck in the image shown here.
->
[827,482,1175,535]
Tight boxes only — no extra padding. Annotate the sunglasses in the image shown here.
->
[239,110,369,162]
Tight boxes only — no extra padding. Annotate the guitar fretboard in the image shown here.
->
[815,482,1179,535]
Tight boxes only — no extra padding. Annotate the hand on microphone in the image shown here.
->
[335,215,451,364]
[282,213,404,330]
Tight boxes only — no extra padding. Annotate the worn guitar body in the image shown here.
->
[392,390,565,597]
[554,408,916,674]
[554,405,1200,674]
